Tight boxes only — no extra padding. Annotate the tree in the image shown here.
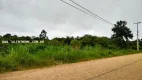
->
[48,39,61,46]
[25,36,31,40]
[11,35,18,41]
[18,36,26,40]
[97,37,110,47]
[2,33,12,42]
[80,34,94,46]
[53,37,65,45]
[2,33,11,40]
[3,33,11,38]
[34,37,40,40]
[111,21,133,48]
[64,36,74,45]
[70,39,81,50]
[39,29,47,39]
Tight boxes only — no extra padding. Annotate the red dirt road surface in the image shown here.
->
[0,53,142,80]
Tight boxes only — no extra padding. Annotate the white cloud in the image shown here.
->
[0,0,142,39]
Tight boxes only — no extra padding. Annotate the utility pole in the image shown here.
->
[134,22,141,51]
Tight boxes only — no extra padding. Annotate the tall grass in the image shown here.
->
[0,44,140,73]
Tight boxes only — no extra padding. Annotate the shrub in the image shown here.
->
[48,39,62,46]
[0,44,140,73]
[70,40,81,50]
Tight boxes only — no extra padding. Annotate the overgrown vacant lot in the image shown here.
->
[0,44,141,73]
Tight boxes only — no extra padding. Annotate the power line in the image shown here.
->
[60,0,106,23]
[112,0,121,9]
[60,0,95,17]
[69,0,114,25]
[60,0,114,25]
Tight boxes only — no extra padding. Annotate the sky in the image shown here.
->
[0,0,142,40]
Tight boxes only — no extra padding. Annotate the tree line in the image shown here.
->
[0,21,142,49]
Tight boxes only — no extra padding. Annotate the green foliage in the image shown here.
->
[0,24,140,73]
[0,44,140,73]
[64,36,74,45]
[0,31,135,50]
[0,44,9,56]
[80,34,94,46]
[96,37,110,47]
[111,21,133,48]
[48,39,62,46]
[52,37,65,45]
[70,39,81,50]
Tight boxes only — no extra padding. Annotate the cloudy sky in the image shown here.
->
[0,0,142,39]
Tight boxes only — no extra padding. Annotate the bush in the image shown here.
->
[48,40,62,46]
[70,40,81,50]
[0,44,140,73]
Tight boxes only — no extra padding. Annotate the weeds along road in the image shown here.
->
[0,53,142,80]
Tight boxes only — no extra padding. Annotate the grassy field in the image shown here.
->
[0,44,141,73]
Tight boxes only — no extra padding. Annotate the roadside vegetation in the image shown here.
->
[0,44,141,73]
[0,20,142,73]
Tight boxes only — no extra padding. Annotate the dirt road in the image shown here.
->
[0,53,142,80]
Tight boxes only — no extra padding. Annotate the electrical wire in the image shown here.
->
[69,0,114,25]
[60,0,114,25]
